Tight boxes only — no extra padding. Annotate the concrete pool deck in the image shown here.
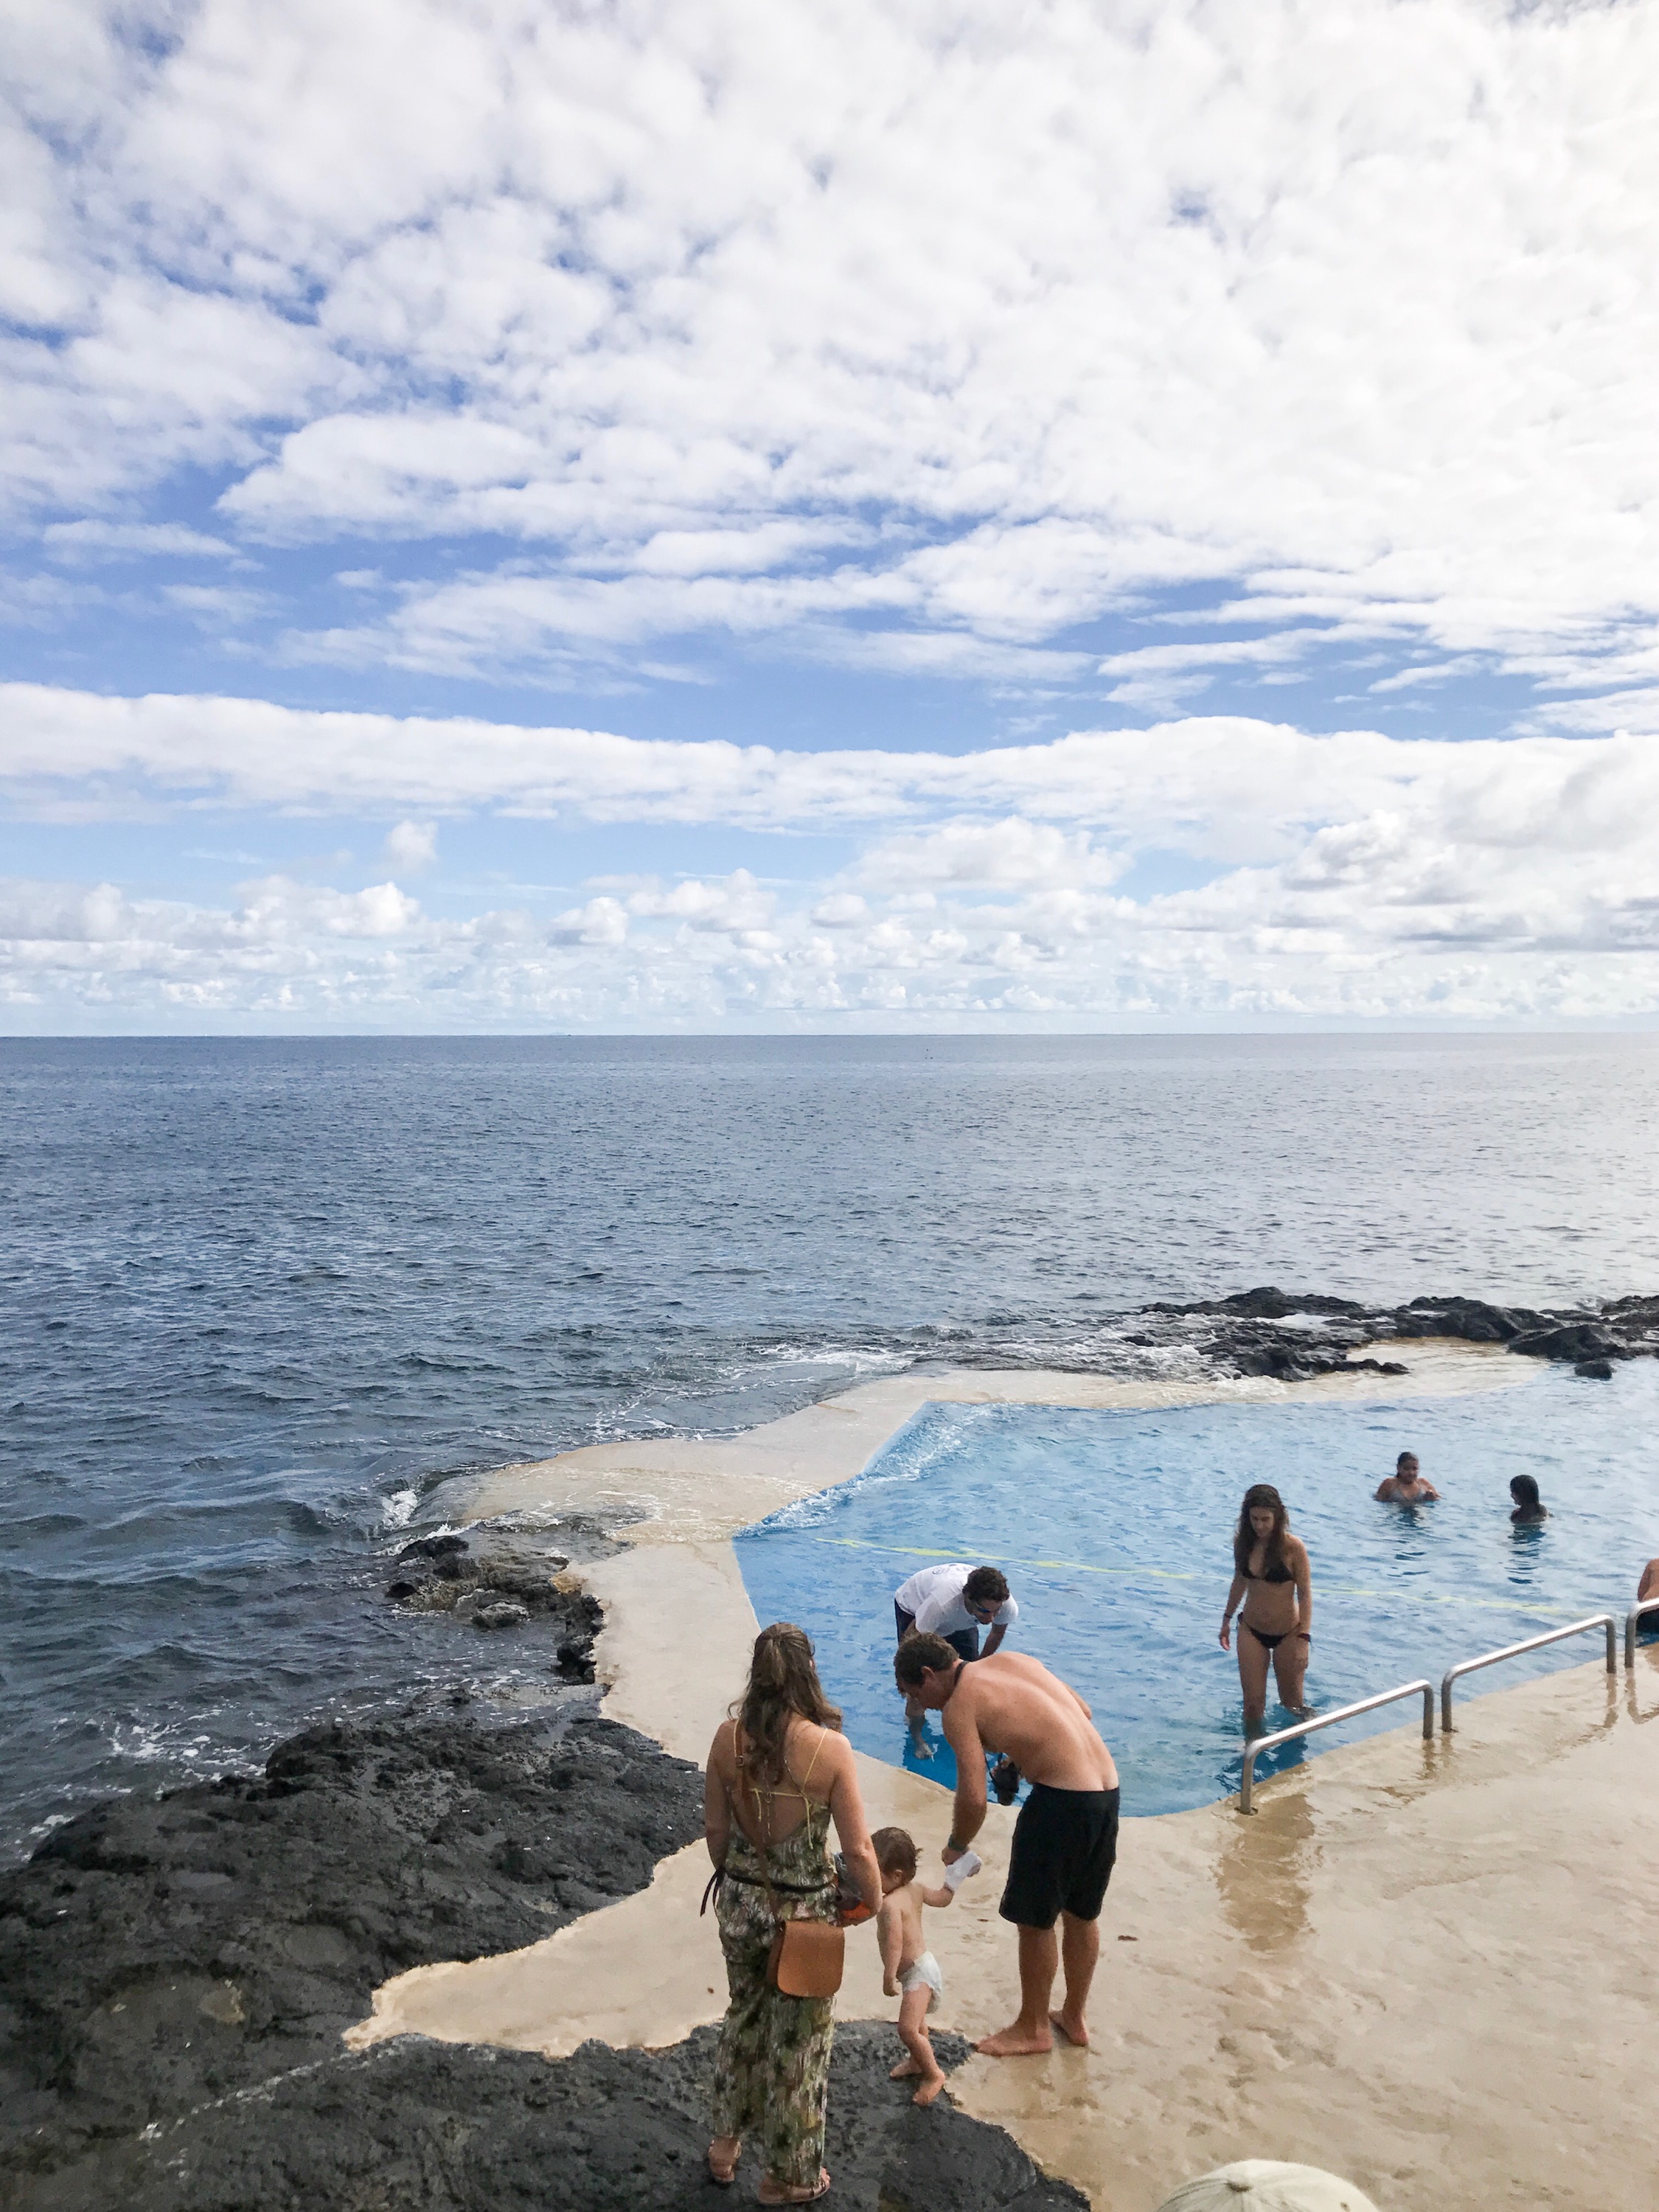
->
[347,1346,1659,2210]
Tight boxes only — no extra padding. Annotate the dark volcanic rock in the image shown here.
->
[1574,1358,1615,1380]
[1142,1284,1659,1380]
[1170,1287,1371,1321]
[1394,1295,1545,1342]
[0,1711,702,2191]
[1506,1322,1623,1363]
[385,1532,603,1675]
[17,2024,1087,2212]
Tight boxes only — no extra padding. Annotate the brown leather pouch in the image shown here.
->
[767,1917,845,1998]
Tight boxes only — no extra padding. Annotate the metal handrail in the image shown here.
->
[1627,1598,1659,1669]
[1238,1678,1433,1814]
[1440,1613,1617,1732]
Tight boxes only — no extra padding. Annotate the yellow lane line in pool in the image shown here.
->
[807,1536,1587,1618]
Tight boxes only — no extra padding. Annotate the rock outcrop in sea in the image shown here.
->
[385,1528,605,1664]
[1137,1287,1659,1382]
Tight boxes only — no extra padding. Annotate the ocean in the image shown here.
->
[4,1032,1658,1859]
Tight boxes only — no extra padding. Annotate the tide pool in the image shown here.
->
[735,1363,1659,1812]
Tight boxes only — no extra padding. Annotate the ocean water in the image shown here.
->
[3,1032,1658,1860]
[735,1372,1659,1813]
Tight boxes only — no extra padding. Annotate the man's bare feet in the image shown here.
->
[911,2070,946,2107]
[889,2054,922,2079]
[1049,2008,1089,2048]
[975,2020,1053,2056]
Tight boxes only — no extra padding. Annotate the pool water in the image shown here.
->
[735,1363,1659,1812]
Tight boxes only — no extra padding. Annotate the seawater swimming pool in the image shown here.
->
[734,1361,1659,1812]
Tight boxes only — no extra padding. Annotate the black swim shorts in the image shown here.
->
[998,1782,1119,1929]
[893,1602,979,1663]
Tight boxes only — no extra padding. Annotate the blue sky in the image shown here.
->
[4,0,1658,1029]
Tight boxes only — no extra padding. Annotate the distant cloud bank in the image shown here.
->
[4,688,1658,1027]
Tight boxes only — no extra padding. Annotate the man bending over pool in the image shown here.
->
[894,1632,1119,2058]
[894,1563,1018,1759]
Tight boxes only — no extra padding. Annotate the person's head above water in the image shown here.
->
[1509,1473,1548,1521]
[734,1621,842,1781]
[1234,1482,1290,1573]
[961,1565,1011,1623]
[893,1630,961,1703]
[1397,1452,1419,1478]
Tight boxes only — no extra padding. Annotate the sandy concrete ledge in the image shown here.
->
[350,1348,1659,2211]
[469,1339,1529,1545]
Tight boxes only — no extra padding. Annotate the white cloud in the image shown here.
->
[627,869,776,933]
[4,690,1659,1025]
[43,521,238,562]
[3,0,1658,703]
[382,818,437,872]
[856,819,1125,893]
[6,685,1659,874]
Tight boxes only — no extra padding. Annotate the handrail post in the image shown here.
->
[1628,1598,1659,1668]
[1440,1613,1619,1733]
[1236,1677,1433,1813]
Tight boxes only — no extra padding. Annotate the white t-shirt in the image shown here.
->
[894,1562,1018,1638]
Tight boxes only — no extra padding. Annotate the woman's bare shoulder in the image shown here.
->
[708,1717,739,1767]
[796,1717,853,1774]
[1286,1533,1313,1565]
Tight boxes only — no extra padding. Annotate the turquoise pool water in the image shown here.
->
[734,1363,1659,1812]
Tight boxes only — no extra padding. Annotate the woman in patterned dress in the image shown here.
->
[704,1622,883,2202]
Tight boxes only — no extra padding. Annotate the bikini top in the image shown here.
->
[732,1722,830,1845]
[1246,1554,1293,1584]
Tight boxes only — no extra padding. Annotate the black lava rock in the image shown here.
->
[0,1711,702,2191]
[1506,1323,1623,1363]
[1574,1358,1615,1380]
[19,2023,1088,2212]
[1138,1286,1659,1380]
[397,1533,471,1562]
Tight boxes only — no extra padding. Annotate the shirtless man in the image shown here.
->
[1374,1451,1439,1503]
[1638,1557,1659,1609]
[893,1632,1119,2058]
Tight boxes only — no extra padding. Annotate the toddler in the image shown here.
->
[872,1825,980,2105]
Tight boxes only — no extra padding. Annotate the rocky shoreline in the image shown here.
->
[0,1632,1083,2212]
[1133,1285,1659,1382]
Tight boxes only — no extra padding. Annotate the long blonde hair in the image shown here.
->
[733,1621,841,1784]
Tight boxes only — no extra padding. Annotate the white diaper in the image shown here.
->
[899,1950,944,2014]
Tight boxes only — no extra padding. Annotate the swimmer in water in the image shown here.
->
[1219,1483,1312,1733]
[1374,1450,1439,1503]
[1509,1474,1548,1524]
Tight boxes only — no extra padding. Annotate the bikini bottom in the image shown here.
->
[1244,1621,1294,1653]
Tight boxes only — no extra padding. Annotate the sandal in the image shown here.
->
[757,2169,830,2204]
[708,2138,742,2187]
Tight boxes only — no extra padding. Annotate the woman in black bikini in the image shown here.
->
[1218,1483,1313,1734]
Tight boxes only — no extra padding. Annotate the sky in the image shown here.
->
[3,0,1658,1032]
